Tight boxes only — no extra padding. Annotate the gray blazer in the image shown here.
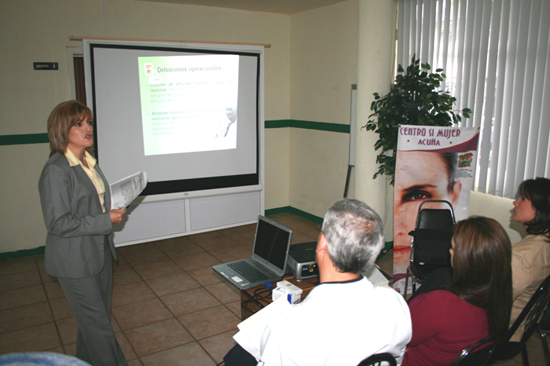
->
[38,152,116,278]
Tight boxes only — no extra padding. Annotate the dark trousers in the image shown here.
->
[57,243,127,366]
[223,344,258,366]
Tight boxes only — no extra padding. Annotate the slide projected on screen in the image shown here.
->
[84,40,262,196]
[138,54,239,156]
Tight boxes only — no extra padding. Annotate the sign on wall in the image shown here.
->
[392,125,479,293]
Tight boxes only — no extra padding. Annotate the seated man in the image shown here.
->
[225,198,412,366]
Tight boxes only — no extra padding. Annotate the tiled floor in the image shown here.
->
[0,213,548,365]
[0,213,319,365]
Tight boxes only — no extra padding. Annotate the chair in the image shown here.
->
[488,273,550,366]
[452,337,495,366]
[404,200,456,297]
[537,325,550,366]
[536,302,550,365]
[357,352,396,366]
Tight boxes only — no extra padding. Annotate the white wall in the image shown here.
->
[0,0,290,253]
[288,0,359,217]
[0,0,525,254]
[469,191,526,244]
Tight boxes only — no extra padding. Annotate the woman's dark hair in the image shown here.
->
[449,216,512,342]
[47,100,93,157]
[516,177,550,242]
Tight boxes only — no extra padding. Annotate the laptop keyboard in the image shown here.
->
[228,261,270,282]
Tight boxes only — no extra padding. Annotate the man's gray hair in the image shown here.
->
[321,199,384,274]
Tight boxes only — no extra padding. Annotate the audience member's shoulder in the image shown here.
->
[411,289,458,306]
[372,283,408,302]
[513,235,550,257]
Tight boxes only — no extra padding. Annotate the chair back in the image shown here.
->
[357,352,397,366]
[416,200,456,229]
[408,200,456,280]
[507,273,550,343]
[452,337,495,366]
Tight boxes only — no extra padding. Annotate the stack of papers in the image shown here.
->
[109,171,147,209]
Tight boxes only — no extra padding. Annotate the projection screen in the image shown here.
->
[83,40,263,197]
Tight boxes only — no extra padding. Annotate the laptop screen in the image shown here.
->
[254,216,292,270]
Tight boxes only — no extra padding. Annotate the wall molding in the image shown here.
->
[0,133,49,146]
[0,120,350,146]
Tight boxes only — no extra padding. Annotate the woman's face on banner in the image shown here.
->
[393,151,462,251]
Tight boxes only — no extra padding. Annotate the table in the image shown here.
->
[240,275,319,319]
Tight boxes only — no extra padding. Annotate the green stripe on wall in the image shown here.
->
[0,120,349,146]
[266,119,350,133]
[0,133,49,146]
[0,246,45,262]
[265,205,324,225]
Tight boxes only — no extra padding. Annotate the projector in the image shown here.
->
[287,241,319,280]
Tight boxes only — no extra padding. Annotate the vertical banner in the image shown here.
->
[392,126,479,293]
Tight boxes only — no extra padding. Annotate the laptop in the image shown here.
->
[212,215,293,290]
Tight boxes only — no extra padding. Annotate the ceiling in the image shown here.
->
[133,0,349,15]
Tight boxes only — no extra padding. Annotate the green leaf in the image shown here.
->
[362,57,471,183]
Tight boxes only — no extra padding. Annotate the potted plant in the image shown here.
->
[365,57,472,184]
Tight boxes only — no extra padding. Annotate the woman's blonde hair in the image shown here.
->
[47,100,93,157]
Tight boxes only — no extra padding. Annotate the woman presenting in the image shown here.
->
[38,100,128,366]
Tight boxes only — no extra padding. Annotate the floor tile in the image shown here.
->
[178,306,240,340]
[112,281,156,308]
[174,252,221,272]
[0,302,53,333]
[205,282,240,304]
[156,239,206,259]
[0,257,37,276]
[0,284,47,311]
[43,280,65,300]
[160,288,221,317]
[222,231,256,246]
[124,318,194,357]
[187,231,224,245]
[186,267,224,287]
[192,235,240,252]
[111,314,122,332]
[113,256,133,272]
[0,269,42,291]
[140,342,216,366]
[112,298,173,330]
[38,268,57,285]
[146,273,201,297]
[113,267,143,287]
[225,300,243,320]
[63,342,77,357]
[118,243,169,266]
[49,297,73,321]
[218,224,256,236]
[199,330,238,364]
[116,330,138,361]
[56,317,78,345]
[0,322,61,353]
[0,213,327,364]
[132,259,184,281]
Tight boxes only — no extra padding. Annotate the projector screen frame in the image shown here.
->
[83,39,265,198]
